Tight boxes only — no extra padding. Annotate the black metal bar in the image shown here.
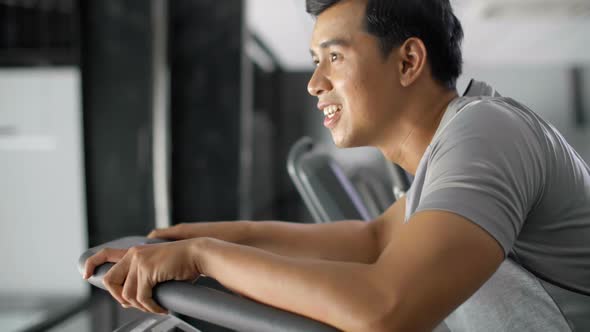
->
[571,66,586,127]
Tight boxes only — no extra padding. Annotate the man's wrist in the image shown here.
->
[191,237,216,277]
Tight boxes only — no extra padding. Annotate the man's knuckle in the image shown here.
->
[103,273,114,287]
[84,260,95,270]
[104,284,113,294]
[130,248,143,258]
[87,257,97,266]
[122,289,133,301]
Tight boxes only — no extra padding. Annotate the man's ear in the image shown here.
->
[397,37,427,87]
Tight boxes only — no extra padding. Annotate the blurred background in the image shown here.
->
[0,0,589,331]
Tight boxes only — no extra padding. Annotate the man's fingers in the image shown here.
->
[84,248,127,279]
[139,293,168,315]
[122,267,148,312]
[147,226,181,240]
[146,229,163,239]
[104,273,129,307]
[138,270,168,315]
[103,255,132,307]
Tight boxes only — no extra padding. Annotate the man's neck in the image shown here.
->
[378,87,459,175]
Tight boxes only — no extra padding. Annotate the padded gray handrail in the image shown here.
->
[78,236,339,332]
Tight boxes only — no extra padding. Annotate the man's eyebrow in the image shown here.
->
[309,39,351,56]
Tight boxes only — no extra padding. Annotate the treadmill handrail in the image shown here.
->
[287,137,369,223]
[79,236,339,332]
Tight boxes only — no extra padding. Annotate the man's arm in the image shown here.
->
[149,197,405,264]
[243,195,406,263]
[87,196,502,330]
[197,209,504,331]
[83,197,407,315]
[241,220,377,263]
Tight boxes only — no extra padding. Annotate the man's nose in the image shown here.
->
[307,70,332,96]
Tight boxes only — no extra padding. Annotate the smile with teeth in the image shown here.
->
[323,105,342,118]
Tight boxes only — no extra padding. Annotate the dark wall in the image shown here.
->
[274,71,317,222]
[169,0,244,223]
[81,0,156,247]
[246,66,318,222]
[0,0,79,66]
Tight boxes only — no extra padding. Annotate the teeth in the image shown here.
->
[323,105,342,118]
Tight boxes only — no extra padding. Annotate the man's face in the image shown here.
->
[308,0,402,148]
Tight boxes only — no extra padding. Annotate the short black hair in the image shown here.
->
[306,0,463,90]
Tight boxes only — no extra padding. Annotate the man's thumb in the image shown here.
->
[147,228,174,239]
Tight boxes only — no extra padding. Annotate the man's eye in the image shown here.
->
[312,59,320,66]
[330,53,339,62]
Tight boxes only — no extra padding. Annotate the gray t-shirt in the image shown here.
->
[405,80,590,331]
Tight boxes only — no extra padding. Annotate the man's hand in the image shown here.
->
[148,223,204,240]
[82,239,204,314]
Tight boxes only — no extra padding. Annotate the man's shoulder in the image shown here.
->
[433,96,542,148]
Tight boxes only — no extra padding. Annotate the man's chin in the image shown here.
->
[331,134,362,149]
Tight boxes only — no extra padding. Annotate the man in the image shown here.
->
[83,0,590,330]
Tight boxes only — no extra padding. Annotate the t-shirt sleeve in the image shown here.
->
[415,100,545,255]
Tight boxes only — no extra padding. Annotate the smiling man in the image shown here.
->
[83,0,590,331]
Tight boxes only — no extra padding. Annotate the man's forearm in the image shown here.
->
[241,220,379,264]
[182,220,379,264]
[195,237,390,331]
